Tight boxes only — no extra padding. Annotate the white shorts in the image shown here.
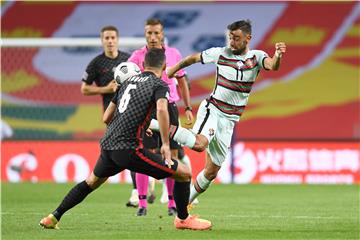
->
[192,99,235,166]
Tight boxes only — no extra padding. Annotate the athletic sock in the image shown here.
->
[173,181,190,220]
[162,180,168,196]
[180,154,192,171]
[169,125,196,149]
[130,189,138,199]
[165,178,176,208]
[148,119,159,131]
[136,173,149,208]
[52,180,93,221]
[149,119,196,149]
[148,177,155,195]
[189,170,211,203]
[160,180,168,203]
[130,171,137,189]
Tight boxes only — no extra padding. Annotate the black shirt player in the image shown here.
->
[39,48,212,231]
[81,25,130,110]
[80,25,137,207]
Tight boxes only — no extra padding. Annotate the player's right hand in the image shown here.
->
[160,144,173,168]
[107,80,118,93]
[275,42,286,58]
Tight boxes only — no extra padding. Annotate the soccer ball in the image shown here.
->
[114,62,141,84]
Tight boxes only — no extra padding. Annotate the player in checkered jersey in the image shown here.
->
[81,25,130,111]
[80,26,139,207]
[150,20,286,205]
[39,48,212,231]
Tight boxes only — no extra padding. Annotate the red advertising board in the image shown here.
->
[1,141,359,184]
[1,141,206,183]
[224,142,360,184]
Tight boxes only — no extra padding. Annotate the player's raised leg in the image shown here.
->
[149,119,208,152]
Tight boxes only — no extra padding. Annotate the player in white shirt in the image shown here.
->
[150,19,286,204]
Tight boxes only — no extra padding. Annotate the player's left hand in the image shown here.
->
[145,128,153,137]
[160,144,173,168]
[275,42,286,58]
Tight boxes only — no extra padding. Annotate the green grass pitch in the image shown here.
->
[2,183,359,240]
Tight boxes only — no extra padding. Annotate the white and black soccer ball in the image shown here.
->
[114,62,141,84]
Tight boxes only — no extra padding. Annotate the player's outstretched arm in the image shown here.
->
[264,42,286,71]
[103,101,116,124]
[81,81,118,96]
[167,53,202,78]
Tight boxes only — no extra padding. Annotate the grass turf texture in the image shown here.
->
[2,183,359,240]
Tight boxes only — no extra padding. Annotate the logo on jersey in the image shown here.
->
[236,61,244,69]
[237,55,258,70]
[209,128,215,137]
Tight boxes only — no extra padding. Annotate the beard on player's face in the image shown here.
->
[230,40,248,55]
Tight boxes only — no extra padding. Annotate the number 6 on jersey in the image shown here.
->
[118,84,137,113]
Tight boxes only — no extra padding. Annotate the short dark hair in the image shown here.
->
[227,20,252,35]
[145,18,163,28]
[144,48,166,68]
[100,25,119,36]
